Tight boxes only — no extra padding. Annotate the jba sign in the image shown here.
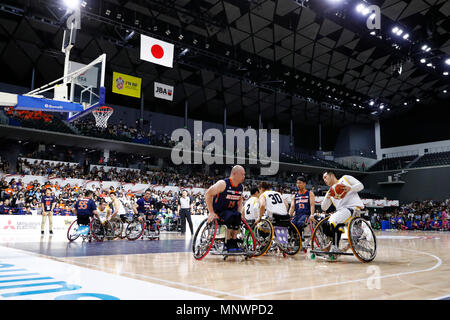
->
[154,82,174,101]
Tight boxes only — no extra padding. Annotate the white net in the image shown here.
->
[92,106,113,128]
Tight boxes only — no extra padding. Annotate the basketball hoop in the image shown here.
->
[92,106,113,128]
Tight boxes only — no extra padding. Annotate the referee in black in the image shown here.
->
[178,189,193,236]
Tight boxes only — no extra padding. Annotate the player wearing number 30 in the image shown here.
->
[256,182,289,224]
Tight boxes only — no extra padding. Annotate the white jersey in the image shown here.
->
[97,207,109,223]
[244,196,259,221]
[260,190,288,218]
[321,175,364,211]
[113,199,126,215]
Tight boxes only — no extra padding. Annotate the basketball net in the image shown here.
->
[92,106,113,128]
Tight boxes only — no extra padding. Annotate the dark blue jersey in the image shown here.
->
[212,178,243,213]
[41,196,55,212]
[136,197,153,214]
[74,198,97,216]
[293,190,311,216]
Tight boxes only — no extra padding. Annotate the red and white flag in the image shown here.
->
[140,34,174,68]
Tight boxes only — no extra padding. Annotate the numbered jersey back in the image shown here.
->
[261,191,288,217]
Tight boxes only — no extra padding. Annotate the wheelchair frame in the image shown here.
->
[310,212,377,263]
[252,217,302,258]
[192,217,256,261]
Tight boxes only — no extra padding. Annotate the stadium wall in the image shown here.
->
[334,124,376,157]
[361,166,450,203]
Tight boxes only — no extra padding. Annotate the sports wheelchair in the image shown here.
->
[310,210,377,263]
[252,214,302,258]
[142,216,160,240]
[67,217,115,242]
[192,217,256,261]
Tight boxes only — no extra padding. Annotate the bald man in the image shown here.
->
[205,165,245,252]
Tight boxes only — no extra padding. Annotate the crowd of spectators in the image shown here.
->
[14,157,317,191]
[3,158,450,233]
[369,199,450,231]
[73,118,176,148]
[0,175,210,224]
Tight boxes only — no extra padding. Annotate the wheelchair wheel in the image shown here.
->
[90,218,106,242]
[252,219,274,257]
[67,219,80,242]
[310,216,332,251]
[192,218,217,260]
[104,221,116,240]
[148,221,160,238]
[110,219,123,239]
[126,218,145,241]
[348,217,377,263]
[278,222,302,256]
[239,218,256,256]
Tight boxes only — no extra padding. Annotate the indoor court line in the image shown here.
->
[247,246,443,299]
[431,294,450,300]
[0,245,221,300]
[57,258,250,300]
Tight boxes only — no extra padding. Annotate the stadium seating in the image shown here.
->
[410,151,450,168]
[368,155,418,171]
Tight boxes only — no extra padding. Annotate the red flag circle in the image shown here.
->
[151,45,164,59]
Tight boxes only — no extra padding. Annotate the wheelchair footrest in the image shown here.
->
[210,251,256,256]
[310,250,353,256]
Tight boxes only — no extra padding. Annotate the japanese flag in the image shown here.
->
[140,34,174,68]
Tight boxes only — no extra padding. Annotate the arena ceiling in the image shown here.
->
[0,0,449,130]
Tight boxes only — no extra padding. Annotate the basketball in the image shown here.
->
[330,184,348,199]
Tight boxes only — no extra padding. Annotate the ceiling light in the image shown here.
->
[369,101,374,106]
[392,27,399,33]
[445,58,450,65]
[356,4,365,12]
[444,72,449,76]
[420,58,426,63]
[443,90,447,93]
[402,33,409,39]
[64,0,81,9]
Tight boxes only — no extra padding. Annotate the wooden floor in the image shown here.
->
[1,230,449,300]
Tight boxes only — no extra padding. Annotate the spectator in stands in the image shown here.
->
[431,217,440,231]
[0,199,13,214]
[442,218,449,231]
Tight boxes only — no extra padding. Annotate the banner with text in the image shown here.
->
[154,82,174,101]
[112,72,142,98]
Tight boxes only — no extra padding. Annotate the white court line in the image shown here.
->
[62,259,250,300]
[431,294,450,300]
[247,246,443,299]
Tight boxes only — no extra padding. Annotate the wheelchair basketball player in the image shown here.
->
[289,175,316,239]
[320,170,365,255]
[205,165,245,252]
